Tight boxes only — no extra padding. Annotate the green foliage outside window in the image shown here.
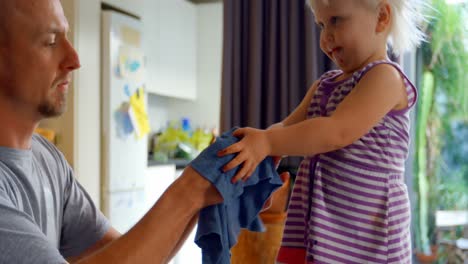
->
[414,0,468,257]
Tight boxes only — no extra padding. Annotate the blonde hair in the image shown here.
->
[308,0,426,55]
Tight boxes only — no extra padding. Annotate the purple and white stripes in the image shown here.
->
[279,60,416,264]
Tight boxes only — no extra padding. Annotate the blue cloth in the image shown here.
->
[191,128,283,264]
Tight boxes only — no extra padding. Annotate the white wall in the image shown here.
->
[165,2,223,131]
[72,0,101,204]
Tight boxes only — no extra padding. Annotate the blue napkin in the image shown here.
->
[191,128,283,264]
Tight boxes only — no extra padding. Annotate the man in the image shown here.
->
[0,0,223,263]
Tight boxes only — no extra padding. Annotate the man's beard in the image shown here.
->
[37,94,67,118]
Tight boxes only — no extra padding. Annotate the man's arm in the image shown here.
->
[166,213,199,261]
[74,166,222,264]
[67,228,120,263]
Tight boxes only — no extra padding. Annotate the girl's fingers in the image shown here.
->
[232,128,246,138]
[242,168,254,182]
[217,142,241,157]
[222,153,245,172]
[231,161,252,183]
[231,164,250,183]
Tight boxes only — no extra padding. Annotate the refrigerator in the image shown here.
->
[100,10,202,264]
[101,10,149,234]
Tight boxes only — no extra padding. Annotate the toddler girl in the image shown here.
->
[218,0,425,263]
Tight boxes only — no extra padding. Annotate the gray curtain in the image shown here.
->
[220,0,332,170]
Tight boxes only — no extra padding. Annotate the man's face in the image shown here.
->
[0,0,80,119]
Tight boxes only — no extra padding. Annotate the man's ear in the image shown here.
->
[376,1,391,33]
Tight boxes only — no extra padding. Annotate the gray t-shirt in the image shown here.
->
[0,134,110,263]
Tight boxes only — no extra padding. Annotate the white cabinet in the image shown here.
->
[144,164,177,212]
[144,0,197,100]
[145,167,202,264]
[144,165,176,264]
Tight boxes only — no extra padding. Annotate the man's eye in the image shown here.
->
[45,34,57,46]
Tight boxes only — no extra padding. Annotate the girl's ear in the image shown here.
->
[376,1,391,33]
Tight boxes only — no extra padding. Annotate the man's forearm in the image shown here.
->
[77,166,222,264]
[166,213,199,262]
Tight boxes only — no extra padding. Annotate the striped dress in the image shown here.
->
[276,60,417,264]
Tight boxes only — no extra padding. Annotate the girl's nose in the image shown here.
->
[325,30,334,42]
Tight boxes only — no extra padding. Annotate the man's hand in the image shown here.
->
[182,166,224,208]
[261,172,290,213]
[272,155,282,169]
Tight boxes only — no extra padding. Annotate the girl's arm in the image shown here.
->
[266,81,320,164]
[270,80,320,129]
[220,64,408,182]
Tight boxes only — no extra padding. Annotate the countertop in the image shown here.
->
[147,158,191,170]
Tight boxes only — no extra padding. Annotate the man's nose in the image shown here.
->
[61,39,81,71]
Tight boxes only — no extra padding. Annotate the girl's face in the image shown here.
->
[313,0,388,76]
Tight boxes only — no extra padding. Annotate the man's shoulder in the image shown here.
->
[0,163,18,208]
[32,133,66,163]
[32,133,55,150]
[31,134,71,184]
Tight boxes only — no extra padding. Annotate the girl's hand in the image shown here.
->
[217,127,271,183]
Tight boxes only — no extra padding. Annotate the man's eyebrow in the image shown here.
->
[46,28,65,34]
[45,24,70,34]
[37,27,70,40]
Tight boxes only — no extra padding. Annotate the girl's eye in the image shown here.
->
[330,16,339,25]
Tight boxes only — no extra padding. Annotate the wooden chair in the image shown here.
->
[435,210,468,264]
[230,172,291,264]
